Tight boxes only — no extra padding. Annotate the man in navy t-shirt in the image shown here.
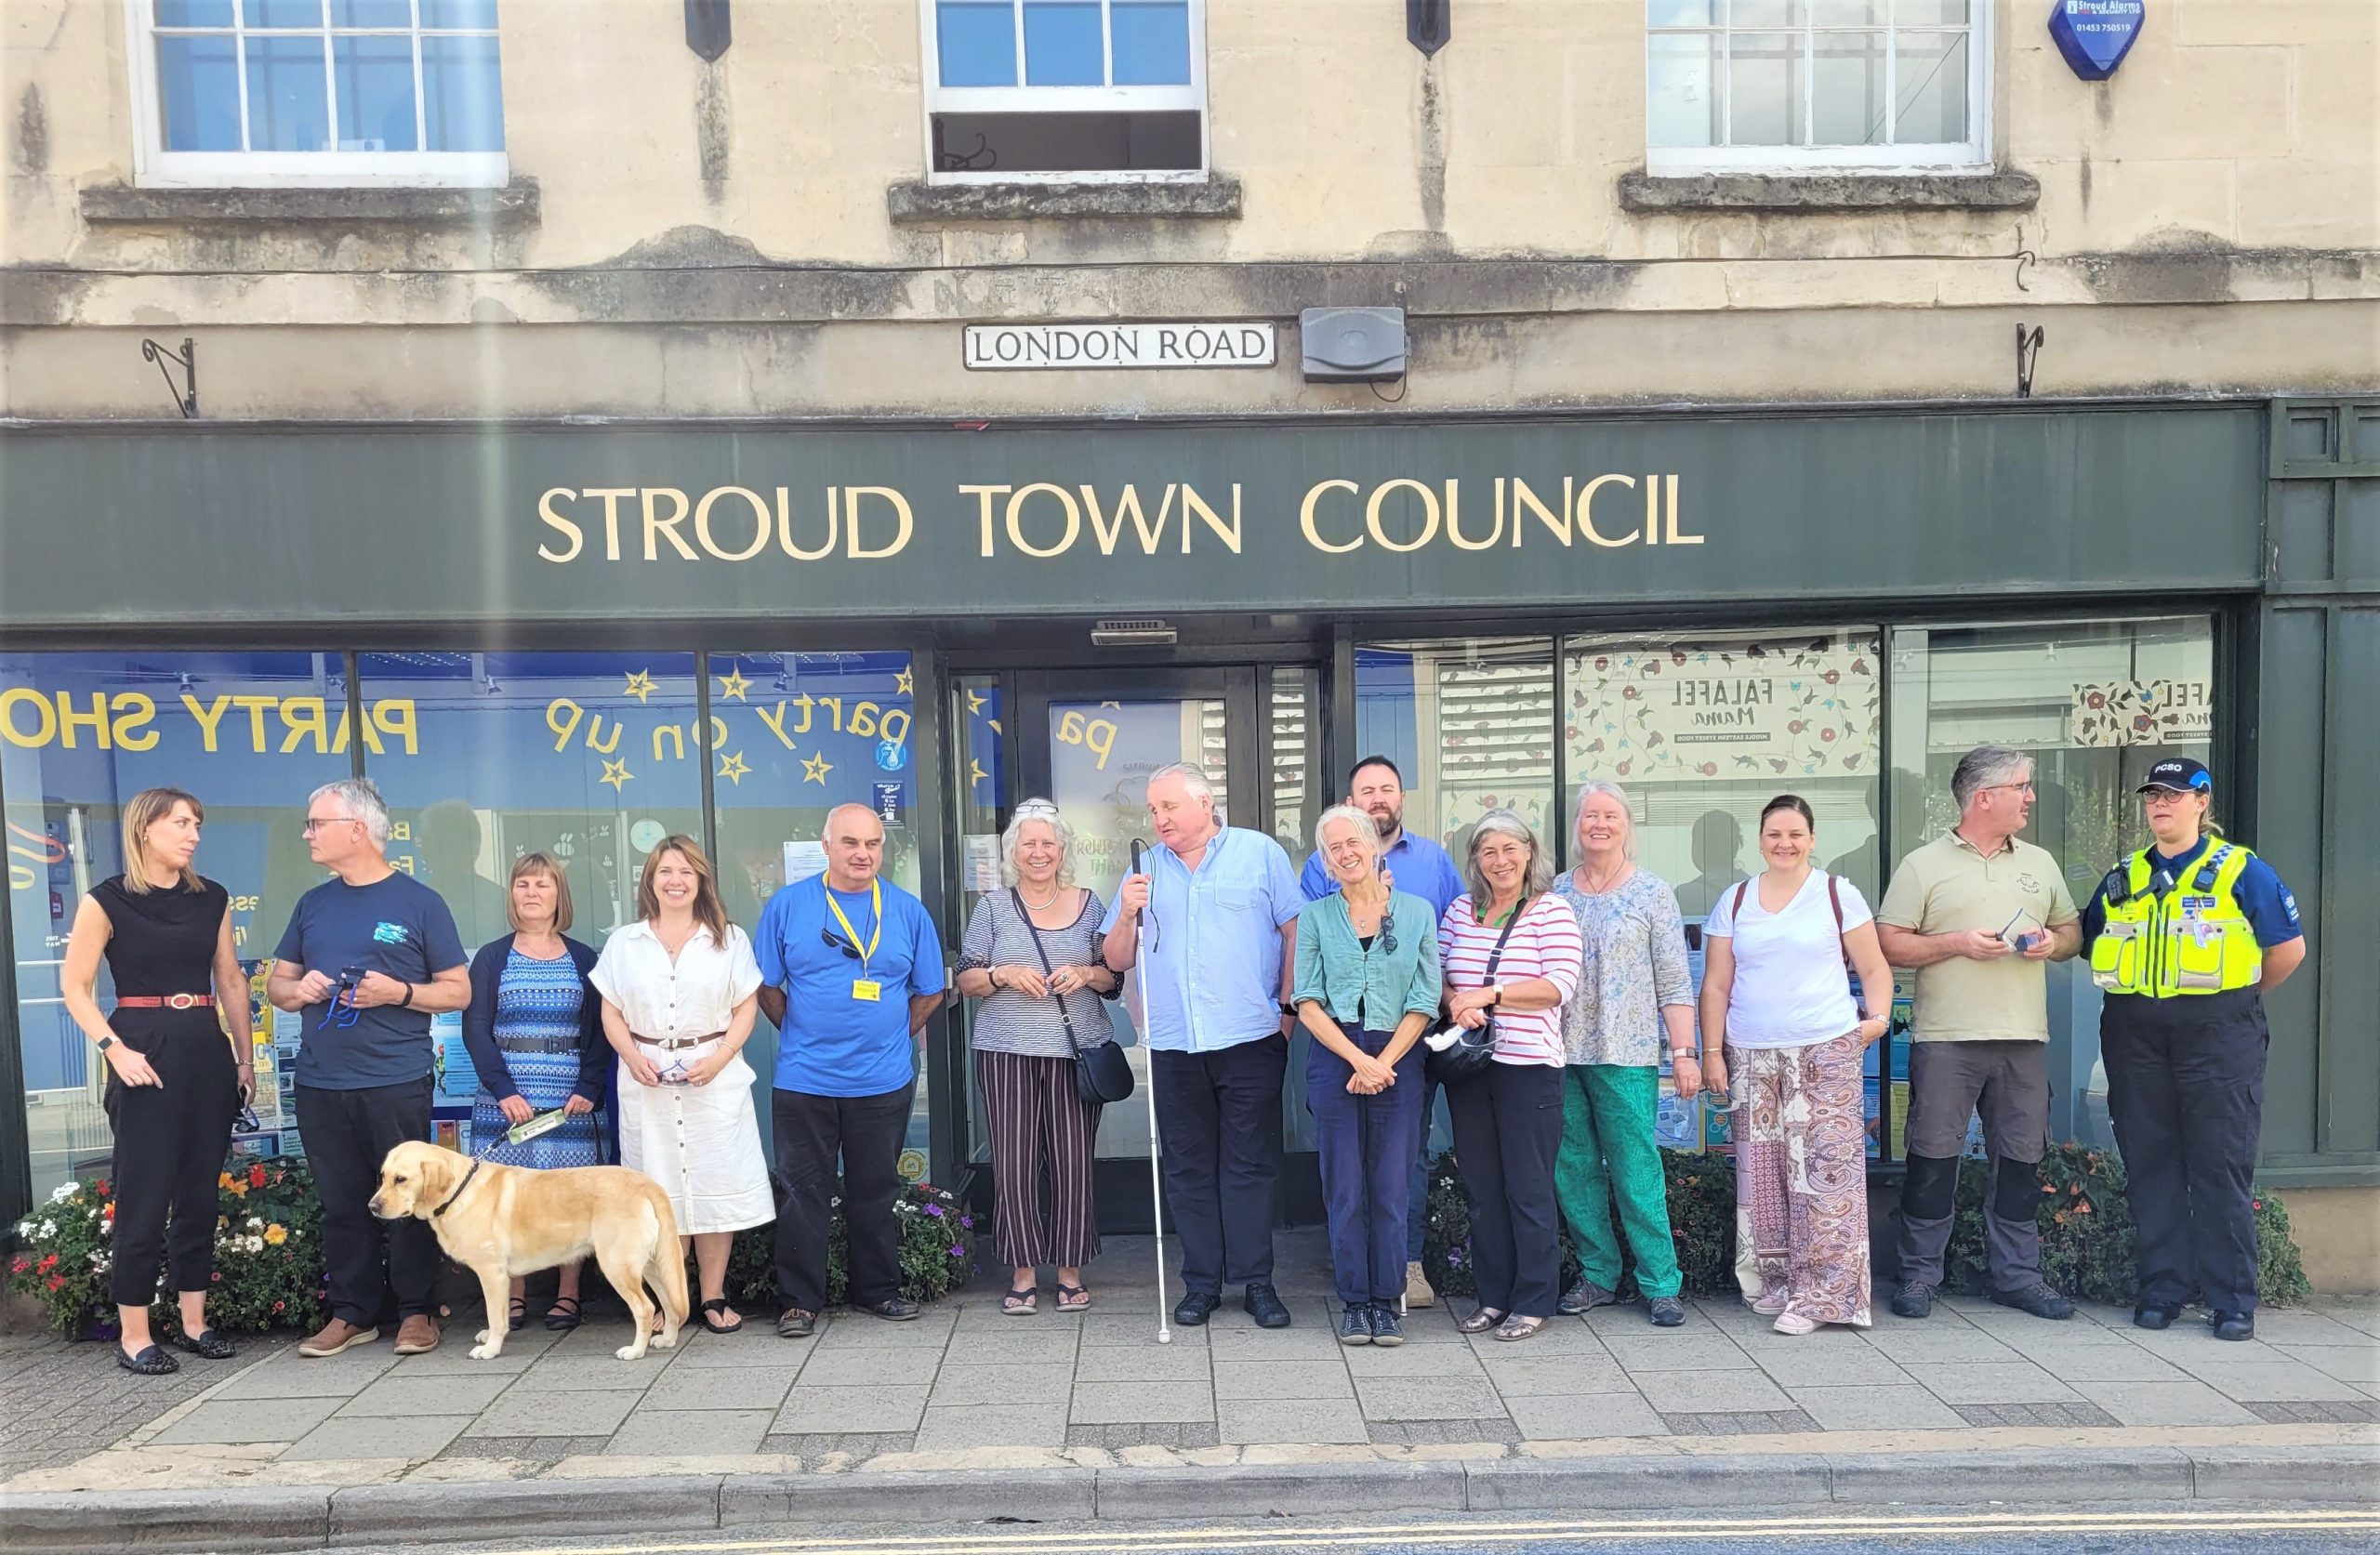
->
[756,803,946,1337]
[266,779,469,1360]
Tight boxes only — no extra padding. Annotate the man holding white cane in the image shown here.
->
[1103,763,1304,1329]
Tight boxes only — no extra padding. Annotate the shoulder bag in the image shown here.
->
[1012,889,1135,1107]
[1424,897,1529,1085]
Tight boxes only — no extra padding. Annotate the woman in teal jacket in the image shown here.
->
[1294,805,1444,1347]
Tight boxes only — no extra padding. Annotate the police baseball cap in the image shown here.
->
[2137,757,2212,795]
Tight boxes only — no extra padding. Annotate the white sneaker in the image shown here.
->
[1404,1260,1435,1311]
[1772,1311,1819,1336]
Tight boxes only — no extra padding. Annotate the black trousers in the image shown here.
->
[1446,1060,1565,1319]
[773,1081,916,1311]
[295,1077,438,1326]
[1154,1034,1287,1296]
[2102,989,2269,1314]
[105,1021,240,1308]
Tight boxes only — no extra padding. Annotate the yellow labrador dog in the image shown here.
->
[370,1141,689,1362]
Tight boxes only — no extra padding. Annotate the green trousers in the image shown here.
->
[1554,1063,1683,1299]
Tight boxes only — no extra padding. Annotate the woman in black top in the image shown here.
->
[60,787,255,1375]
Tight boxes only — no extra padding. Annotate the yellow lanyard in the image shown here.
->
[826,879,883,972]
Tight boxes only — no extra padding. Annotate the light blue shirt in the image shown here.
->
[1300,829,1465,924]
[1103,826,1303,1054]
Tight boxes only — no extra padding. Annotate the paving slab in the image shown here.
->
[284,1413,475,1463]
[1206,1324,1351,1360]
[1745,1340,1914,1389]
[150,1394,348,1445]
[1916,1361,2083,1405]
[1858,1324,2025,1364]
[2244,1311,2379,1346]
[1072,1343,1210,1382]
[2279,1345,2380,1385]
[503,1352,675,1393]
[774,1384,932,1435]
[1603,1331,1757,1369]
[1068,1380,1213,1424]
[336,1372,513,1419]
[2084,1378,2263,1427]
[811,1315,959,1350]
[205,1349,402,1400]
[1211,1359,1355,1401]
[1787,1383,1968,1430]
[1632,1367,1795,1414]
[932,1329,1081,1367]
[665,1329,812,1369]
[1078,1313,1207,1347]
[928,1363,1076,1406]
[1343,1341,1494,1379]
[1350,1375,1507,1421]
[466,1386,647,1437]
[912,1403,1070,1451]
[2165,1357,2369,1402]
[605,1408,775,1456]
[2028,1344,2195,1383]
[791,1347,945,1386]
[641,1364,800,1412]
[1474,1352,1631,1396]
[1500,1390,1669,1440]
[1217,1398,1371,1444]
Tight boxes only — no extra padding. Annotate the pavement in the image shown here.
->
[4,1230,2377,1552]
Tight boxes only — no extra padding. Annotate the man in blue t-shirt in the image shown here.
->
[756,803,947,1337]
[1298,756,1461,1312]
[265,779,469,1361]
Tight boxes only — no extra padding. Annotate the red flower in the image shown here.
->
[9,1259,26,1275]
[212,1272,222,1283]
[249,1165,268,1190]
[36,1254,58,1272]
[45,1275,64,1292]
[2252,1198,2265,1211]
[94,1179,111,1197]
[272,1301,284,1312]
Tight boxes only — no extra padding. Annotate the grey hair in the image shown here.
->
[1000,799,1078,889]
[1463,809,1554,904]
[1950,745,2032,812]
[1313,804,1383,872]
[1572,780,1637,862]
[1146,762,1214,804]
[309,777,391,849]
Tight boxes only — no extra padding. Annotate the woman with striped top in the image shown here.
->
[955,800,1120,1315]
[1438,810,1585,1341]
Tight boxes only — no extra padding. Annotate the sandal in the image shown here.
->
[1494,1314,1547,1342]
[509,1296,530,1332]
[699,1298,743,1335]
[1054,1284,1091,1312]
[1002,1286,1038,1315]
[1455,1307,1507,1335]
[542,1296,581,1333]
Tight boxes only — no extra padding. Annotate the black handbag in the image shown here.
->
[1424,898,1529,1086]
[1012,889,1135,1107]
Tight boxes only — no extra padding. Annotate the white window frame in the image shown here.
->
[1646,0,1990,177]
[124,0,507,190]
[917,0,1210,186]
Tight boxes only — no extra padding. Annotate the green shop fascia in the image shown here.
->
[0,399,2371,1232]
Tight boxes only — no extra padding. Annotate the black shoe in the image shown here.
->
[1173,1291,1222,1326]
[1890,1281,1935,1319]
[116,1344,178,1376]
[1337,1304,1373,1346]
[1646,1297,1686,1327]
[1368,1302,1405,1347]
[2133,1302,2182,1331]
[1243,1283,1292,1329]
[2211,1310,2255,1341]
[859,1296,921,1322]
[172,1328,237,1360]
[1557,1277,1618,1316]
[1990,1282,2075,1321]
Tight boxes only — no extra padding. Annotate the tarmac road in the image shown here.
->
[335,1501,2380,1555]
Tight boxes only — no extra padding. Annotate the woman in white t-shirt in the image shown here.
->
[1698,796,1896,1334]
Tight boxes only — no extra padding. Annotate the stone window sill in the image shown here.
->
[78,178,541,227]
[887,175,1241,225]
[1618,168,2041,214]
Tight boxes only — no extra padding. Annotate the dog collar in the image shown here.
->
[432,1157,483,1219]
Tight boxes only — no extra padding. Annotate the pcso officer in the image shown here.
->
[2084,757,2307,1342]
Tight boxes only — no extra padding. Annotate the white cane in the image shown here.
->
[1131,840,1171,1345]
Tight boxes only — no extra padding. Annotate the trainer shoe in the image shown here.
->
[1337,1304,1374,1346]
[1889,1281,1935,1320]
[1990,1282,2075,1321]
[1404,1260,1435,1311]
[1647,1297,1687,1327]
[393,1314,441,1354]
[1368,1302,1406,1347]
[1557,1276,1618,1316]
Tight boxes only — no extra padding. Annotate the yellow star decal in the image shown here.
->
[965,691,985,715]
[716,668,751,703]
[800,752,834,784]
[968,758,989,787]
[893,668,915,696]
[986,718,1001,735]
[717,750,750,785]
[623,671,655,705]
[599,758,634,791]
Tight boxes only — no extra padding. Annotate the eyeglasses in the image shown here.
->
[316,967,364,1031]
[301,815,361,837]
[1012,801,1060,821]
[1983,783,2036,797]
[234,1103,261,1134]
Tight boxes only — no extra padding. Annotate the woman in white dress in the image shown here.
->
[590,835,772,1334]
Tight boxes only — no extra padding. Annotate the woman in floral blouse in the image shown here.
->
[1549,781,1698,1327]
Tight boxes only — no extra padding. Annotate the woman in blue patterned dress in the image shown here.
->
[462,852,608,1332]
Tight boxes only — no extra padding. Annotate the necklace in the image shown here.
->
[1577,860,1632,896]
[1019,884,1063,912]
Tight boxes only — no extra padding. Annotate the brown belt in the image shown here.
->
[630,1031,724,1051]
[116,994,216,1010]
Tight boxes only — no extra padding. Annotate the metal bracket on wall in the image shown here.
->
[140,336,197,418]
[685,0,731,61]
[1408,0,1450,57]
[2016,324,2045,400]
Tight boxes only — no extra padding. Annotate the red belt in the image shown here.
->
[115,994,216,1010]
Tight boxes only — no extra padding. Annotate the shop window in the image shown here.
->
[1646,0,1988,175]
[922,0,1207,181]
[1886,617,2215,1148]
[711,652,932,1160]
[2,652,350,1203]
[1268,665,1323,1153]
[134,0,506,189]
[953,674,1004,1166]
[1356,639,1557,866]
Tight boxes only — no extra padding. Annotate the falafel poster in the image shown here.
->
[1564,637,1881,782]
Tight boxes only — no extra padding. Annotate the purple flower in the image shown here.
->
[924,1204,945,1218]
[948,1244,965,1258]
[959,1215,974,1230]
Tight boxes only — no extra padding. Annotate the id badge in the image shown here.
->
[852,979,883,1003]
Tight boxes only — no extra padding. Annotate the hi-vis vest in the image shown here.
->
[2088,842,2264,998]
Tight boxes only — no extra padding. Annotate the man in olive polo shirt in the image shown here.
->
[1876,745,2083,1322]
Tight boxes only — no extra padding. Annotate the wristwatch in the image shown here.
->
[96,1035,115,1052]
[1277,1002,1297,1018]
[399,982,416,1008]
